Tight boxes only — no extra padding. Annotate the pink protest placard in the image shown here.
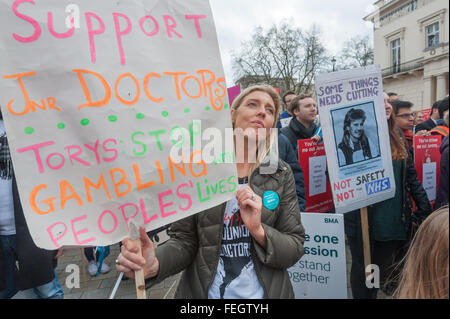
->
[227,85,241,106]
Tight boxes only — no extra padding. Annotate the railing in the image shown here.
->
[382,59,423,77]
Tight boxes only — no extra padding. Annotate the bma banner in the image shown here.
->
[314,65,395,214]
[298,139,333,213]
[0,0,237,249]
[414,135,442,203]
[288,213,347,299]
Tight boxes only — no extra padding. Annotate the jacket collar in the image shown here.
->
[289,117,317,139]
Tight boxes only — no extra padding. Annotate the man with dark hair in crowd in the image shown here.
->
[281,94,318,151]
[392,99,435,158]
[415,100,442,132]
[277,91,297,129]
[282,91,297,115]
[388,92,399,103]
[430,96,449,138]
[392,100,416,148]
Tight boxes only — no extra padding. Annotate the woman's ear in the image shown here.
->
[230,108,236,124]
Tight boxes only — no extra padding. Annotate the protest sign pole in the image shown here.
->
[109,272,124,299]
[360,207,371,277]
[129,221,147,299]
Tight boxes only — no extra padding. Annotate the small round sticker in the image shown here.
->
[263,191,280,210]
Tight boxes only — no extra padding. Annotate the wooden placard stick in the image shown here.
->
[129,220,147,299]
[360,207,371,278]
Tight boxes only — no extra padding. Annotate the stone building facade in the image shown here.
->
[365,0,449,109]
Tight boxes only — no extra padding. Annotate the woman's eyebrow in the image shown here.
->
[246,98,274,109]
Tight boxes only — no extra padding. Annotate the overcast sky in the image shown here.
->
[209,0,377,86]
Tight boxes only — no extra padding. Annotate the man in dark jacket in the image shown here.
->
[415,101,441,132]
[276,91,296,129]
[278,134,306,211]
[430,97,449,137]
[281,94,318,151]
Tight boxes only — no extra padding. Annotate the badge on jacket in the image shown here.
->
[263,191,280,210]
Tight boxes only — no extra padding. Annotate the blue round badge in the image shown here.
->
[263,191,280,210]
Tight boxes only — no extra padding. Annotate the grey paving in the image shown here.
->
[55,230,180,299]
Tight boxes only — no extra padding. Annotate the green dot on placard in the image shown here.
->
[224,104,229,109]
[108,115,118,122]
[24,127,34,135]
[57,123,65,130]
[184,108,190,113]
[162,111,169,117]
[80,119,90,126]
[205,106,210,111]
[136,113,145,119]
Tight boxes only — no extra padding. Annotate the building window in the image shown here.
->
[391,38,401,73]
[426,22,440,48]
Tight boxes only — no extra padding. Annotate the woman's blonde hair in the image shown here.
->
[394,205,449,299]
[230,85,281,179]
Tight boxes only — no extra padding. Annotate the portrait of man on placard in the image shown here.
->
[332,103,381,168]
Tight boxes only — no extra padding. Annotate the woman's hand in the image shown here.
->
[311,135,321,143]
[116,226,159,279]
[237,186,266,248]
[54,247,65,259]
[415,130,430,137]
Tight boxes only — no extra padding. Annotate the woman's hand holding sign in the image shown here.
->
[237,186,266,249]
[116,226,159,280]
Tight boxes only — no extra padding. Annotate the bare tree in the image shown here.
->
[337,35,374,70]
[232,21,328,94]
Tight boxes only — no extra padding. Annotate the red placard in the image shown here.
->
[298,139,334,213]
[414,135,442,206]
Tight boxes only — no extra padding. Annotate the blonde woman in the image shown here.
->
[395,205,449,299]
[116,85,305,299]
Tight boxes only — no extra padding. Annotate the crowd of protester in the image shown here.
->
[1,84,448,299]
